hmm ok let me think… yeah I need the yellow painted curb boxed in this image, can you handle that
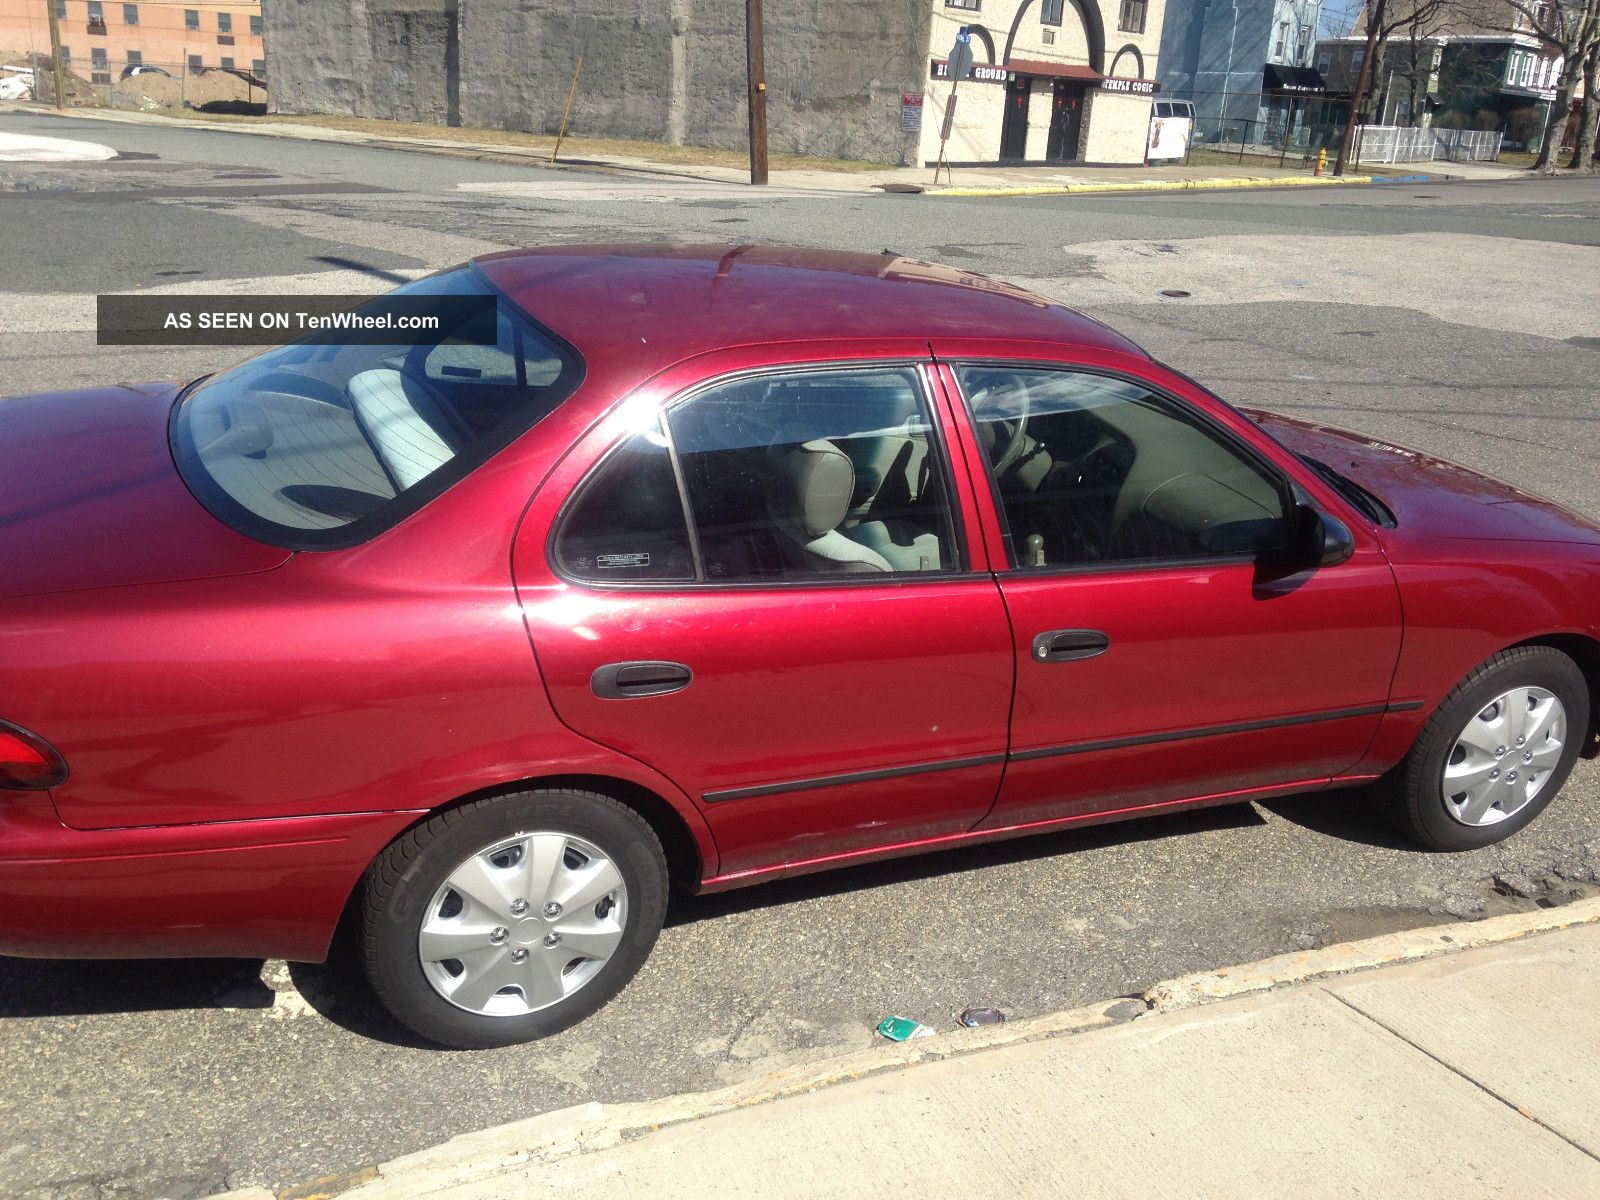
[930,174,1375,197]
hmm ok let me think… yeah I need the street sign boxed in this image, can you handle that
[947,28,974,83]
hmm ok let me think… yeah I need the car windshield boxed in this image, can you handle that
[170,266,581,549]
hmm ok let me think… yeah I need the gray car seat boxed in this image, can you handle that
[768,440,894,573]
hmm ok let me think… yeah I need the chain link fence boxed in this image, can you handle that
[20,53,266,115]
[1170,89,1502,168]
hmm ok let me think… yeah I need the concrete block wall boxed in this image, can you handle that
[266,0,932,165]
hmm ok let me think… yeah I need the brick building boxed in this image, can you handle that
[0,0,265,79]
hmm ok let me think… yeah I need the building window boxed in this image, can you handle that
[1273,21,1289,59]
[250,14,262,35]
[217,11,231,31]
[87,0,105,30]
[1316,51,1331,74]
[123,3,137,23]
[55,0,65,17]
[188,53,202,70]
[126,48,141,65]
[220,55,234,69]
[90,46,107,68]
[252,58,266,74]
[1118,0,1147,34]
[1352,48,1365,70]
[185,8,199,29]
[59,45,70,64]
[1040,0,1064,24]
[945,0,981,10]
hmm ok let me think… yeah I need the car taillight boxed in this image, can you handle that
[0,720,68,790]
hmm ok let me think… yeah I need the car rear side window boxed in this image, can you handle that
[170,266,581,550]
[554,366,962,585]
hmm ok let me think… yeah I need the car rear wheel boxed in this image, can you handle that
[360,789,668,1048]
[1374,646,1589,851]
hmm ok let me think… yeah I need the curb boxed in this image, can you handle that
[928,173,1376,198]
[218,893,1600,1200]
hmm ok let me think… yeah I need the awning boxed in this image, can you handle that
[1264,64,1326,93]
[1007,59,1104,83]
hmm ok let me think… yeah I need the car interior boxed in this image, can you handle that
[668,370,955,579]
[961,368,1289,566]
[178,314,567,534]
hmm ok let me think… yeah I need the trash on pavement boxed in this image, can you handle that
[959,1007,1006,1027]
[877,1016,936,1042]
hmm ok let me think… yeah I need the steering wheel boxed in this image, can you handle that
[970,374,1031,476]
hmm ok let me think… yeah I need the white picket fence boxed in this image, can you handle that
[1355,125,1504,164]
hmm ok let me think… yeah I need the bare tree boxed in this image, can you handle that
[1335,0,1455,170]
[1480,0,1600,172]
[1571,36,1598,168]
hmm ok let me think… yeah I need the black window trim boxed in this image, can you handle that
[944,358,1327,579]
[548,359,985,593]
[167,261,585,554]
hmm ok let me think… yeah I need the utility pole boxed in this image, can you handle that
[1334,0,1384,175]
[745,0,769,185]
[45,0,66,110]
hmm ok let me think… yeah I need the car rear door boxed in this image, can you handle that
[512,347,1014,880]
[933,353,1405,830]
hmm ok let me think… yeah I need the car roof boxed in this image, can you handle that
[473,245,1146,376]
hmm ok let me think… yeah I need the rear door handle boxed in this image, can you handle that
[591,661,694,699]
[1031,629,1110,663]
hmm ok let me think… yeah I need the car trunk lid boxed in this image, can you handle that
[0,382,291,601]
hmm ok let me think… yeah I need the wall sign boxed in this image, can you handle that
[932,59,1008,84]
[1098,77,1158,95]
[901,92,924,132]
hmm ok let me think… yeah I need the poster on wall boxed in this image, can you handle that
[901,93,924,133]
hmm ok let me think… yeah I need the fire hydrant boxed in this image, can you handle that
[1314,148,1327,177]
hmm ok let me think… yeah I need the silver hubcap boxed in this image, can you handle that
[1442,687,1566,827]
[419,832,628,1017]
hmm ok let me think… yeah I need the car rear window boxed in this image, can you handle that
[170,266,581,549]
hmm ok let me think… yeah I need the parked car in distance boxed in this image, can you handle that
[2,246,1597,1047]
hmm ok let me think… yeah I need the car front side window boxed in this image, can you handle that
[957,366,1290,569]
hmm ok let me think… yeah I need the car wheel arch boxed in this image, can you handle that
[1514,633,1600,759]
[380,773,709,893]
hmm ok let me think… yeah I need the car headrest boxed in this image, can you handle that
[770,439,855,540]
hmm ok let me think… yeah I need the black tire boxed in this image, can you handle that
[1373,646,1589,851]
[360,789,668,1049]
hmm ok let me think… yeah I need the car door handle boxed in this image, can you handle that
[1031,629,1110,663]
[590,661,694,699]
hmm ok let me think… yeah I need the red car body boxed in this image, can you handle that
[2,246,1598,964]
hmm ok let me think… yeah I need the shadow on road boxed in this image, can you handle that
[0,788,1406,1037]
[666,801,1271,927]
[1258,784,1414,851]
[0,956,272,1019]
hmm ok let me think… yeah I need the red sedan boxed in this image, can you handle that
[2,246,1596,1048]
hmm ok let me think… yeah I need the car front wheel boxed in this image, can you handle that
[360,789,668,1048]
[1376,645,1589,851]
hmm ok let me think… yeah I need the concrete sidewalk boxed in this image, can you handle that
[227,899,1600,1200]
[1,101,1530,196]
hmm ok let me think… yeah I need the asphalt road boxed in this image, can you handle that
[2,110,1599,1199]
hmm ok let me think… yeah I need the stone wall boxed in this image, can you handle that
[265,0,931,165]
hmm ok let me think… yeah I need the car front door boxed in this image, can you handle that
[937,359,1405,830]
[513,354,1014,880]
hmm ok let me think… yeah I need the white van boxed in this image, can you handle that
[1148,99,1196,162]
